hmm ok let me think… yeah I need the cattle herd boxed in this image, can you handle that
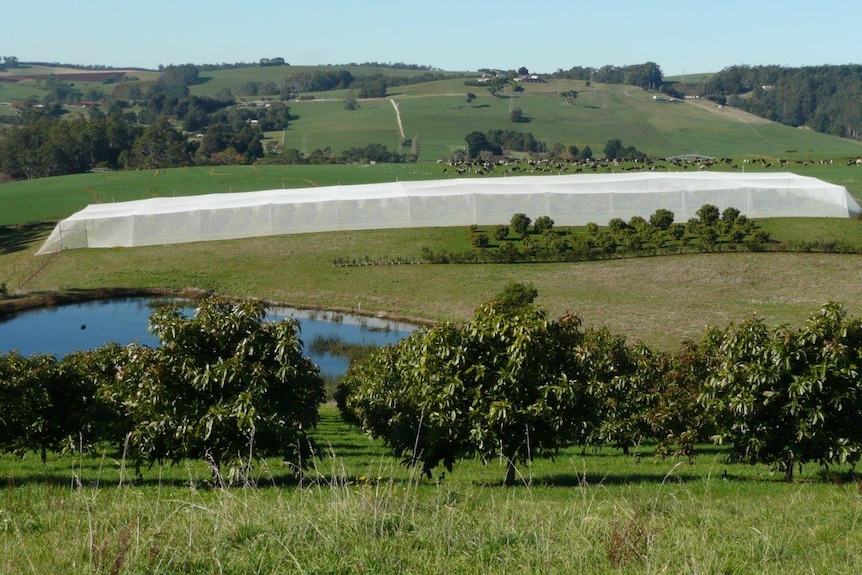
[437,155,857,177]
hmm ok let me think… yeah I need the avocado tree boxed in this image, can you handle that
[510,212,532,236]
[106,296,326,484]
[340,291,596,484]
[0,352,104,463]
[701,303,862,481]
[580,328,655,455]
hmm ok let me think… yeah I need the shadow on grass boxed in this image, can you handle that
[527,471,701,487]
[0,222,54,254]
[1,466,437,489]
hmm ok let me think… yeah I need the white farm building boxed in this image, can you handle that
[37,172,861,254]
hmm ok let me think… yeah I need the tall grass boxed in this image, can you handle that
[2,406,860,573]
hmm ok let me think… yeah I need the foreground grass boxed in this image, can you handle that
[2,407,860,574]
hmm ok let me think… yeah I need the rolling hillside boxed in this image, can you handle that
[3,64,862,163]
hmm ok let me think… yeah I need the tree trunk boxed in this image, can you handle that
[783,453,795,483]
[505,458,517,486]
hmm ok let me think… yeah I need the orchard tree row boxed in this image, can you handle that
[422,205,774,264]
[0,297,326,486]
[3,292,860,486]
[338,284,862,483]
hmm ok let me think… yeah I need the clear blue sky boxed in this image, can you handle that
[4,0,859,76]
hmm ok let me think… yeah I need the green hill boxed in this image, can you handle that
[259,75,862,162]
[4,64,862,163]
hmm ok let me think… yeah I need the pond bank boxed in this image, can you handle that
[0,287,437,329]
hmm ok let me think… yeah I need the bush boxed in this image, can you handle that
[510,213,531,236]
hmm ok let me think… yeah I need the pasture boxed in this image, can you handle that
[0,162,860,356]
[273,77,862,161]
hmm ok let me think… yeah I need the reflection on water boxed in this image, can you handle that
[0,298,416,378]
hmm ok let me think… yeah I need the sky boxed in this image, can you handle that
[3,0,859,77]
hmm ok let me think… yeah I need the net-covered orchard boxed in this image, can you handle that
[38,172,861,254]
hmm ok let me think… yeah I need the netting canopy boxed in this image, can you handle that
[37,172,860,254]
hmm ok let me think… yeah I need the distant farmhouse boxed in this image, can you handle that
[516,74,546,84]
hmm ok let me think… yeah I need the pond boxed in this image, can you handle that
[0,298,417,378]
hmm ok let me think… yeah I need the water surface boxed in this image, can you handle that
[0,298,416,378]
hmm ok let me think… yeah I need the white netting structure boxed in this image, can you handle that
[37,172,861,254]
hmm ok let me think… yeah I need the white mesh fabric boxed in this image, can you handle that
[37,172,861,254]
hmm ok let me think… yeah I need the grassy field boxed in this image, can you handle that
[277,78,862,162]
[1,163,861,353]
[2,216,861,351]
[1,405,860,574]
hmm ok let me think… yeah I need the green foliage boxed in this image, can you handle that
[705,64,862,138]
[510,213,531,236]
[649,209,675,230]
[701,303,862,481]
[552,62,663,90]
[581,328,650,454]
[648,332,722,457]
[491,281,538,311]
[471,232,489,248]
[0,351,109,462]
[105,296,326,483]
[696,204,721,226]
[159,64,201,87]
[340,301,595,483]
[561,90,578,104]
[604,138,623,160]
[485,129,544,153]
[340,143,406,163]
[464,131,500,158]
[352,74,387,98]
[533,215,554,234]
[122,117,193,169]
[344,90,359,111]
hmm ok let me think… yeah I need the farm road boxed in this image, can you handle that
[390,99,405,140]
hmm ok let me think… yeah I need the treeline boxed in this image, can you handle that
[465,129,547,156]
[696,64,862,140]
[258,141,412,165]
[281,69,460,98]
[0,101,287,177]
[550,61,664,90]
[0,105,408,178]
[463,132,645,163]
[338,291,862,484]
